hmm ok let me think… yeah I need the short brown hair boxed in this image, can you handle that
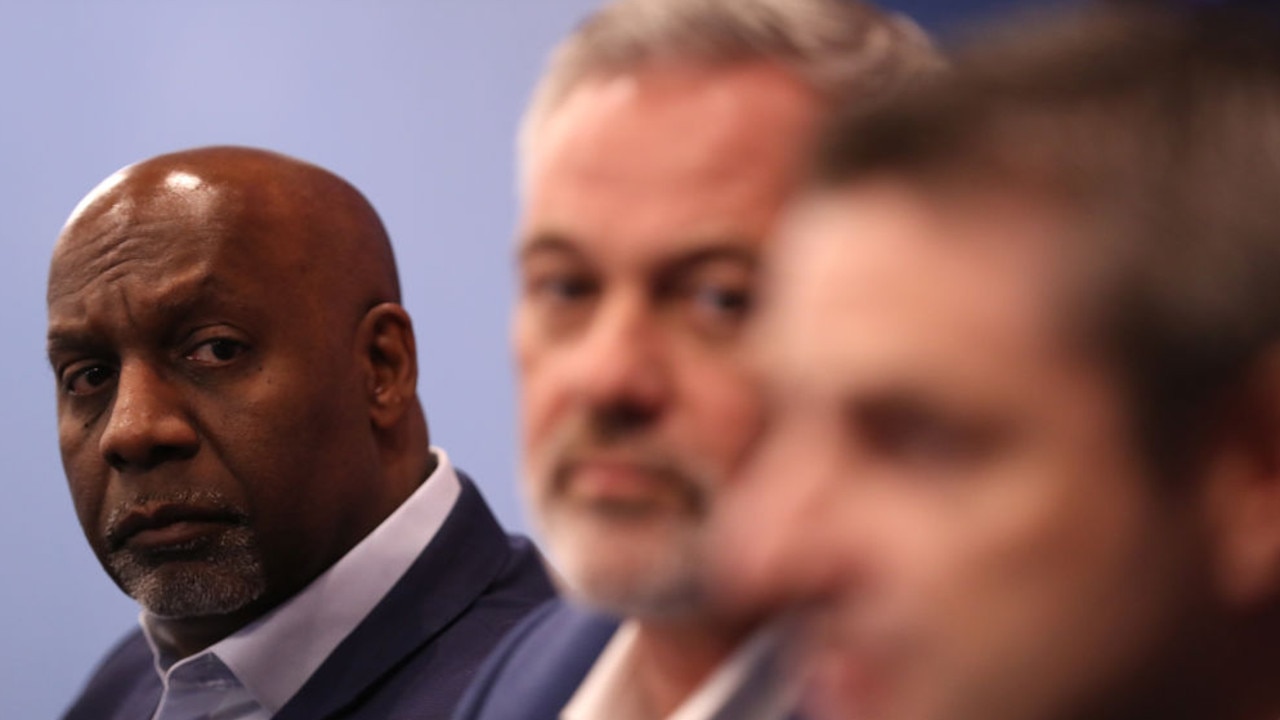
[816,5,1280,475]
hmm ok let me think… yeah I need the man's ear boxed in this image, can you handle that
[356,302,418,429]
[1207,351,1280,608]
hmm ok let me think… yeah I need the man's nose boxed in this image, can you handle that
[568,294,672,419]
[710,423,851,615]
[99,362,199,472]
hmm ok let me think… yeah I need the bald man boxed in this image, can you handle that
[49,146,554,720]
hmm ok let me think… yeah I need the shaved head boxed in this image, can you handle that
[51,145,401,324]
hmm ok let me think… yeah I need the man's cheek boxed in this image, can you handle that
[521,376,562,447]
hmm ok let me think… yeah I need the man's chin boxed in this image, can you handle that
[134,573,266,620]
[112,553,266,619]
[540,505,708,617]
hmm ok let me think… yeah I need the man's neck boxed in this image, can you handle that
[148,607,262,661]
[630,615,750,718]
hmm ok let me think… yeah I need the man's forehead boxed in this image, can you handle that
[48,182,282,316]
[522,64,818,216]
[519,70,815,267]
[63,161,230,230]
[55,191,235,274]
[762,184,1067,387]
[48,264,226,337]
[60,174,235,262]
[782,182,1063,306]
[518,224,767,274]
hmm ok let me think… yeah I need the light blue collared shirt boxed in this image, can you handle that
[141,449,462,720]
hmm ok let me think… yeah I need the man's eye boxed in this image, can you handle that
[692,284,752,317]
[682,281,754,338]
[186,338,248,365]
[887,422,968,463]
[858,403,985,469]
[530,274,597,304]
[64,365,117,396]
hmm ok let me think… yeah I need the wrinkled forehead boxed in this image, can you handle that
[63,164,223,229]
[50,166,296,297]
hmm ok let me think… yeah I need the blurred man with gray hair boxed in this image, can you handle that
[454,1,937,719]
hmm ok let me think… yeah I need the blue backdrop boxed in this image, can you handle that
[0,1,1058,716]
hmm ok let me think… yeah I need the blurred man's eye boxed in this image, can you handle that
[519,262,601,340]
[692,282,752,318]
[516,237,600,321]
[526,272,598,305]
[680,281,753,340]
[670,262,756,339]
[856,400,995,469]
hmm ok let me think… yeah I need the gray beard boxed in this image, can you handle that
[542,502,711,620]
[109,526,266,619]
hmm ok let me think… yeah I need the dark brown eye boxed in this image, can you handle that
[187,338,247,365]
[65,365,117,396]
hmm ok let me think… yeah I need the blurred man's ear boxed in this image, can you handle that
[357,302,419,429]
[1205,350,1280,608]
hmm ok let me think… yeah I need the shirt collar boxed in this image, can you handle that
[563,619,797,720]
[562,622,648,720]
[141,448,462,714]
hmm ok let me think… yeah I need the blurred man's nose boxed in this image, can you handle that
[567,293,673,430]
[99,362,200,472]
[711,421,853,615]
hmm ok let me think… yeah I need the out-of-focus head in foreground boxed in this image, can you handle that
[47,146,428,656]
[716,6,1280,720]
[513,0,938,622]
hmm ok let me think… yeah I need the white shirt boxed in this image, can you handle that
[562,621,797,720]
[141,448,463,720]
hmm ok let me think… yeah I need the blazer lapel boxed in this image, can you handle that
[272,474,513,720]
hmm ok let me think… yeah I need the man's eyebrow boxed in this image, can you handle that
[46,329,102,368]
[45,276,245,368]
[516,233,760,272]
[662,242,760,272]
[517,232,586,265]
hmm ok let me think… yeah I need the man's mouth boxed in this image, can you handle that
[802,608,915,718]
[555,455,707,516]
[107,503,246,552]
[566,459,668,501]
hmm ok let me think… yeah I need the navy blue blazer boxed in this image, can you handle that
[451,599,621,720]
[62,474,556,720]
[453,600,809,720]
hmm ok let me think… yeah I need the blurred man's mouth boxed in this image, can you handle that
[803,606,916,719]
[808,645,894,719]
[553,454,708,518]
[568,458,676,503]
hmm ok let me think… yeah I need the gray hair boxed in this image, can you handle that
[520,0,941,157]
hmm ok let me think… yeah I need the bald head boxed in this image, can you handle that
[48,146,429,654]
[52,146,401,320]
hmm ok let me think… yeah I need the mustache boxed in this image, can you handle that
[542,414,717,515]
[103,489,249,550]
